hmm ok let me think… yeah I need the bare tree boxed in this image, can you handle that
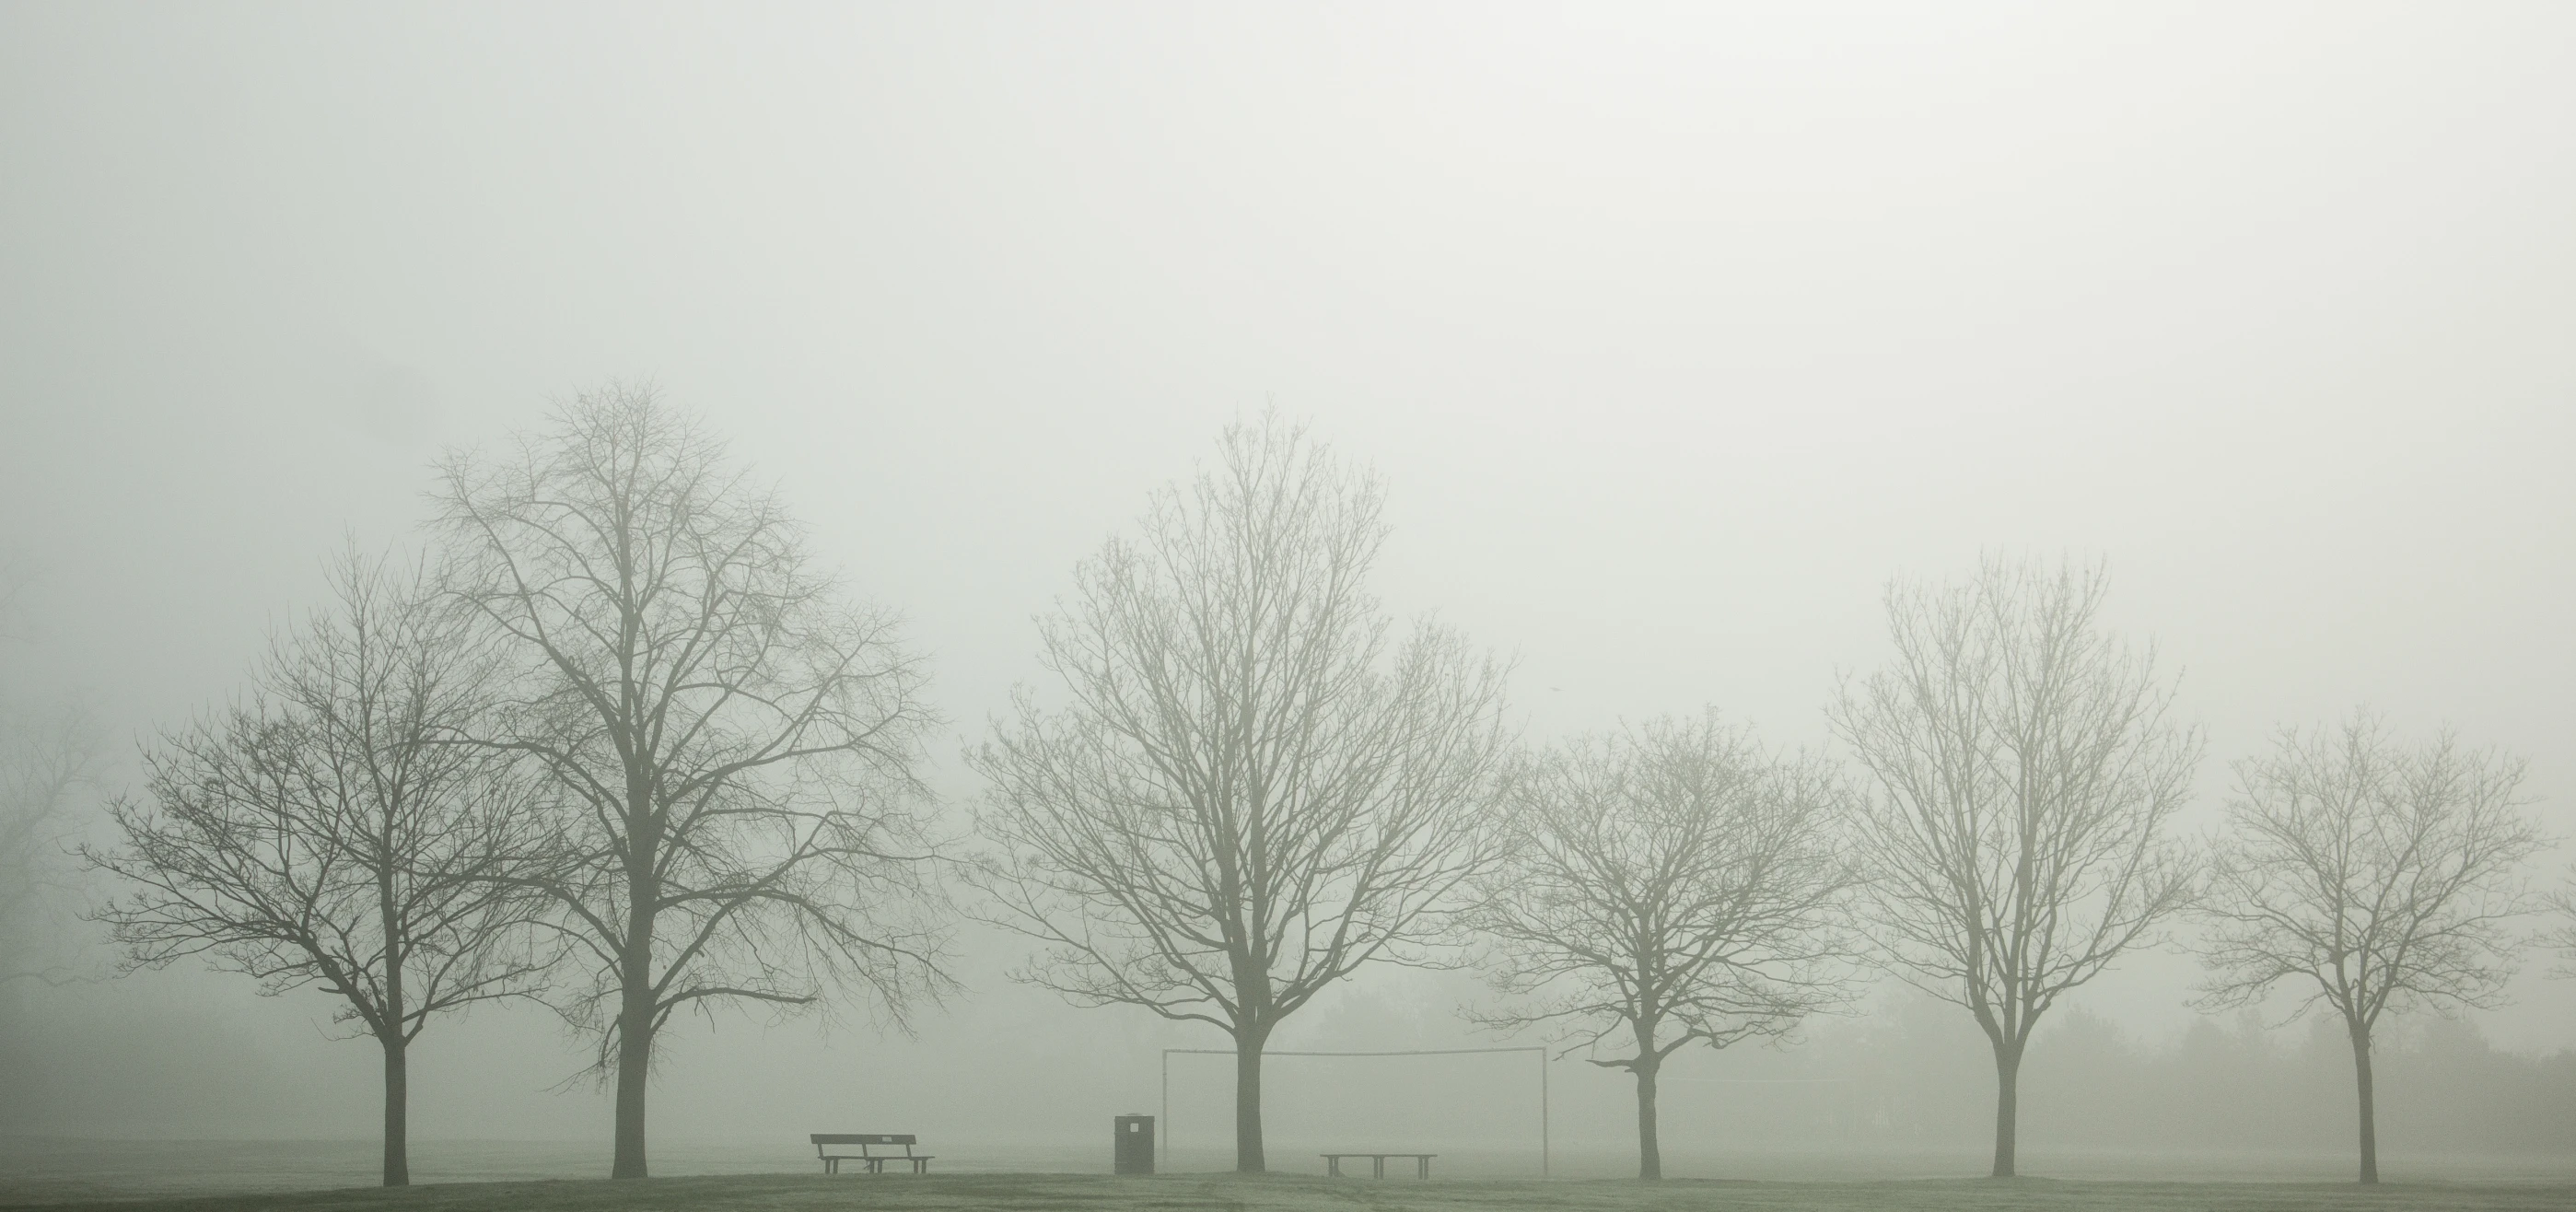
[0,557,105,990]
[83,546,551,1186]
[1,703,101,989]
[433,385,950,1180]
[2192,714,2548,1184]
[969,415,1509,1172]
[1465,710,1852,1180]
[1826,555,2198,1178]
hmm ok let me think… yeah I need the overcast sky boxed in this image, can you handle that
[4,0,2573,1147]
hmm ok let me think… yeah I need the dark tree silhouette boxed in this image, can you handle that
[1466,711,1853,1180]
[1827,556,2198,1178]
[970,415,1509,1172]
[2193,714,2548,1184]
[434,386,951,1180]
[85,547,550,1186]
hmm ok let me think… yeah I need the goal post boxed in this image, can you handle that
[1159,1046,1550,1175]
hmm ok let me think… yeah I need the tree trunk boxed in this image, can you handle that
[612,985,653,1179]
[379,867,408,1187]
[1233,1025,1268,1173]
[2349,1019,2378,1185]
[1990,1035,2023,1178]
[612,813,659,1180]
[380,1035,409,1187]
[1634,1059,1662,1181]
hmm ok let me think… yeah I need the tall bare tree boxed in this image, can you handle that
[1826,555,2198,1178]
[0,558,105,990]
[0,704,100,989]
[434,386,950,1180]
[2192,714,2548,1184]
[84,546,551,1186]
[1465,711,1852,1180]
[969,415,1510,1172]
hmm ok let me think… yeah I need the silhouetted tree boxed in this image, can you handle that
[970,415,1509,1172]
[1827,555,2198,1178]
[2192,714,2548,1184]
[0,704,99,989]
[434,386,950,1180]
[0,560,104,991]
[85,547,550,1186]
[1465,711,1852,1180]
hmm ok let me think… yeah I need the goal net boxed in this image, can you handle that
[1160,1047,1550,1175]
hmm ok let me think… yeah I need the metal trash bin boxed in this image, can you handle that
[1113,1113,1155,1174]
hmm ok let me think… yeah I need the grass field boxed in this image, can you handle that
[7,1171,2571,1212]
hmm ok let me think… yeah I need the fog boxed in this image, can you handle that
[3,0,2573,1188]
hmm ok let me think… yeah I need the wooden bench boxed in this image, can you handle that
[810,1133,934,1174]
[1321,1152,1437,1179]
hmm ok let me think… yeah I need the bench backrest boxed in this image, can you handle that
[811,1134,918,1155]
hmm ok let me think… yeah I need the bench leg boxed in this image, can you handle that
[1418,1157,1429,1179]
[1372,1157,1385,1180]
[1325,1158,1341,1178]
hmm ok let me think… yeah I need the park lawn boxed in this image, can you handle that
[7,1172,2572,1212]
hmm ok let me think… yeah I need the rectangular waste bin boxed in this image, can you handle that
[1114,1114,1155,1174]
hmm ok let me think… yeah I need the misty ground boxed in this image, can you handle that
[6,1172,2576,1212]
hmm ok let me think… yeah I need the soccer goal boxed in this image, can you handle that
[1159,1046,1551,1174]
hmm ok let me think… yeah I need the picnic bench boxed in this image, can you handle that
[1321,1152,1437,1179]
[810,1134,934,1174]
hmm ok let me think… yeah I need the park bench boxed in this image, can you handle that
[1320,1152,1437,1179]
[810,1133,934,1174]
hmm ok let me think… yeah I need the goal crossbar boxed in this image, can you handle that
[1158,1046,1549,1174]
